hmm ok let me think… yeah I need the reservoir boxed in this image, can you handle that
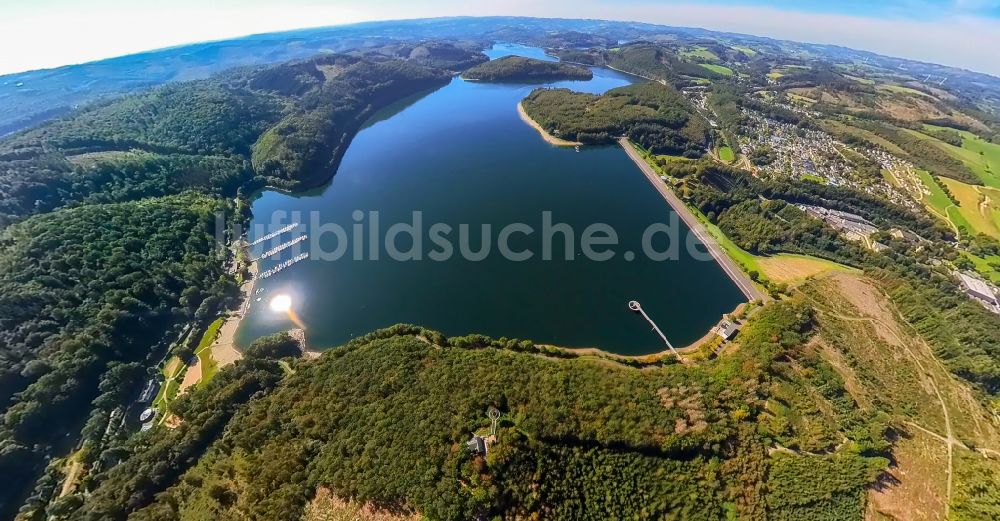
[235,44,746,356]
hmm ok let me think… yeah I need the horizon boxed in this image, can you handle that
[2,1,1000,77]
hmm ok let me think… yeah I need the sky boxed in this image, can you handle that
[1,0,999,76]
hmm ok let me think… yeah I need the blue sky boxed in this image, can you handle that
[1,0,999,75]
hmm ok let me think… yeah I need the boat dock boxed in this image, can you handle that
[259,252,309,279]
[249,223,300,246]
[628,300,684,362]
[255,235,308,261]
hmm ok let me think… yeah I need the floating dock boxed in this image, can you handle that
[259,252,309,279]
[255,235,308,261]
[249,223,300,246]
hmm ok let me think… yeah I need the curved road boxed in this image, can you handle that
[619,138,763,302]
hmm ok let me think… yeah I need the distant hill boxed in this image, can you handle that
[4,17,1000,137]
[462,55,592,82]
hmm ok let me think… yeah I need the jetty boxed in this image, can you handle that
[255,235,308,261]
[628,300,684,362]
[249,223,300,246]
[259,252,309,279]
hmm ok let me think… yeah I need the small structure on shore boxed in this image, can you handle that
[715,320,740,341]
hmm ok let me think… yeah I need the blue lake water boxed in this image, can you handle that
[235,44,745,355]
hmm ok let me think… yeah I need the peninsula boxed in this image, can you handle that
[462,55,592,82]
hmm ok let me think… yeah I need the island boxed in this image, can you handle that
[462,55,593,82]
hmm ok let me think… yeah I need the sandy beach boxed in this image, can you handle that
[517,101,582,146]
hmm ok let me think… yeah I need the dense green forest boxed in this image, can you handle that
[462,55,592,82]
[521,82,710,156]
[0,193,233,514]
[50,305,891,520]
[0,47,478,227]
[0,43,488,518]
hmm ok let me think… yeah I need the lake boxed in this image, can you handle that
[235,44,745,356]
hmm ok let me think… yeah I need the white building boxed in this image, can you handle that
[957,272,1000,311]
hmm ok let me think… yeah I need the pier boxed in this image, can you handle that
[255,235,308,261]
[249,223,300,246]
[258,252,309,279]
[628,300,684,362]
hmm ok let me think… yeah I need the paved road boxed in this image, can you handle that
[619,138,764,302]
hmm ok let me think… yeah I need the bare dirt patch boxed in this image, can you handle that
[177,357,202,394]
[302,487,419,521]
[866,428,948,521]
[758,255,852,284]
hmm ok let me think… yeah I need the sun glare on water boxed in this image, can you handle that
[269,294,292,313]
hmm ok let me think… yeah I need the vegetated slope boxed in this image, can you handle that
[0,43,484,517]
[65,307,896,521]
[521,82,710,156]
[0,47,475,227]
[797,273,1000,520]
[0,193,232,515]
[462,55,592,82]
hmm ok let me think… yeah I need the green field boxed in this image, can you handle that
[718,146,735,162]
[940,177,1000,239]
[964,252,1000,284]
[913,170,973,235]
[680,46,720,62]
[152,356,185,413]
[700,63,733,76]
[879,84,934,99]
[915,125,1000,189]
[731,45,757,57]
[194,317,224,387]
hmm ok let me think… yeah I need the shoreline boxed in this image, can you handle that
[544,302,749,361]
[516,101,582,147]
[618,137,764,302]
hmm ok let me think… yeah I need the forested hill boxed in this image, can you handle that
[0,45,480,228]
[0,193,233,515]
[462,55,592,82]
[0,43,486,519]
[521,82,710,156]
[62,311,892,520]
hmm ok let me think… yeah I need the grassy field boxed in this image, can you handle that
[757,254,857,284]
[823,120,907,156]
[914,125,1000,189]
[730,45,757,57]
[718,146,735,162]
[939,177,1000,239]
[679,46,720,62]
[879,84,934,99]
[699,63,733,76]
[963,252,1000,284]
[914,170,973,234]
[193,317,225,387]
[152,356,185,412]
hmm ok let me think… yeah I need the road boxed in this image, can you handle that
[619,138,764,302]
